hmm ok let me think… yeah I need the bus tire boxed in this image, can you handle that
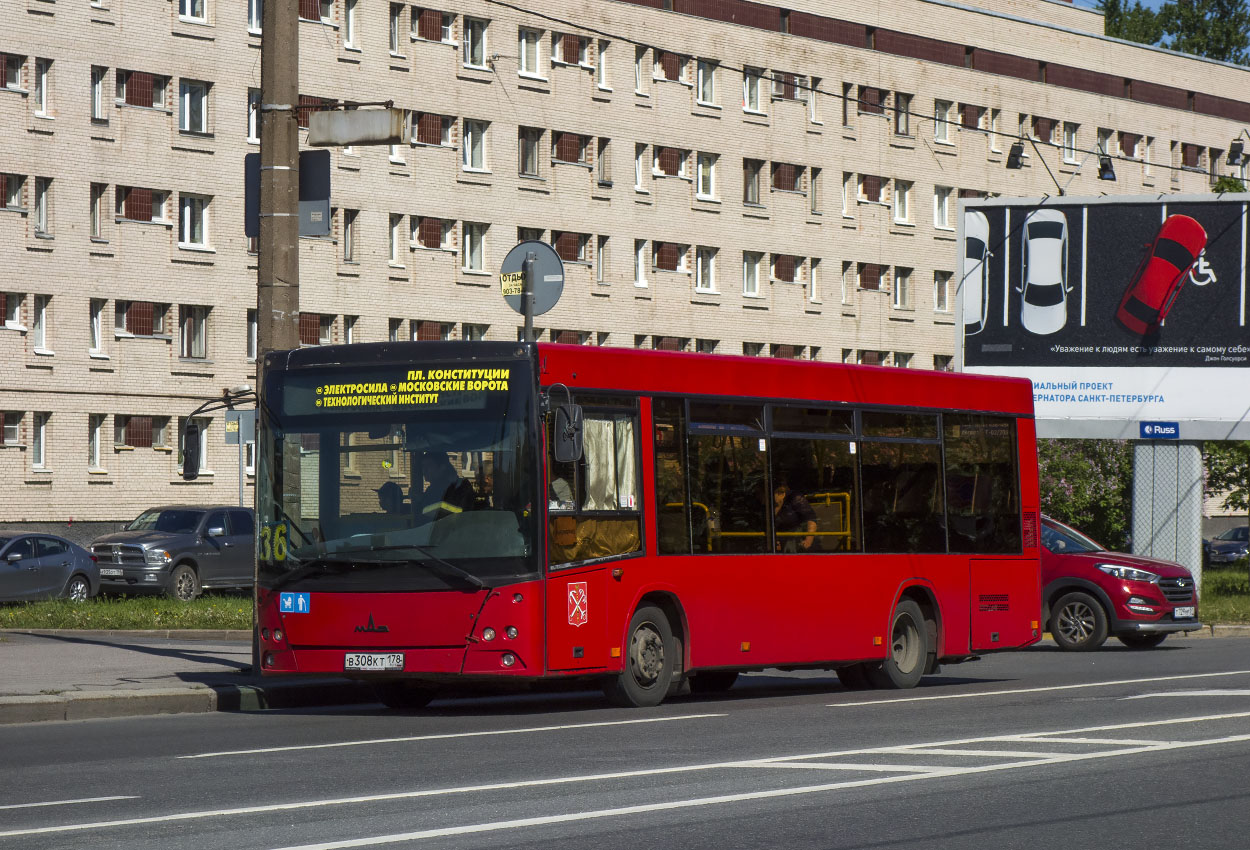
[689,671,739,693]
[868,599,928,690]
[604,605,675,708]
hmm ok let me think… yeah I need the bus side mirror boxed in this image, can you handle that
[553,404,584,464]
[181,423,201,481]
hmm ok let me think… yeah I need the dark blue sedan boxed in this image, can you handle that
[0,534,100,602]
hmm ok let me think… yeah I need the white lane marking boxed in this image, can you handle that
[0,796,137,811]
[884,748,1072,759]
[179,713,727,759]
[1123,690,1250,699]
[1021,737,1165,746]
[830,669,1250,706]
[265,731,1250,849]
[8,711,1250,841]
[738,762,954,774]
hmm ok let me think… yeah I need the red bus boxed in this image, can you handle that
[254,342,1041,708]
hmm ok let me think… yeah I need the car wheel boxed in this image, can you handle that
[689,671,739,694]
[373,681,437,710]
[1050,591,1108,651]
[868,600,929,689]
[603,605,675,708]
[1116,632,1167,649]
[62,574,92,603]
[166,564,201,601]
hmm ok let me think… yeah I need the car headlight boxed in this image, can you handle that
[144,549,172,566]
[1097,563,1158,583]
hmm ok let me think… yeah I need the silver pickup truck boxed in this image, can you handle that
[89,505,255,601]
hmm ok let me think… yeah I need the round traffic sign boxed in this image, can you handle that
[500,240,565,316]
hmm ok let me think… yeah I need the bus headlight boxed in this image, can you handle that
[501,653,516,667]
[505,626,518,639]
[482,627,497,642]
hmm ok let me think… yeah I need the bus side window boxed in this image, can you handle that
[771,437,859,553]
[654,397,694,554]
[547,405,642,566]
[943,414,1020,553]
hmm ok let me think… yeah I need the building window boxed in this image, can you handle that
[1,411,21,445]
[859,263,883,291]
[247,309,257,360]
[91,66,108,121]
[463,17,488,68]
[743,251,761,296]
[178,194,209,248]
[1,174,23,210]
[552,131,588,164]
[342,0,358,47]
[695,246,716,292]
[894,352,912,368]
[389,3,404,53]
[32,295,50,352]
[742,67,762,112]
[772,162,801,193]
[893,179,911,223]
[463,222,487,271]
[772,254,796,283]
[413,112,452,146]
[858,173,882,203]
[653,241,686,272]
[118,70,166,109]
[463,119,487,170]
[179,80,209,134]
[178,417,209,474]
[634,239,647,286]
[596,40,610,89]
[34,177,51,235]
[893,268,912,309]
[518,27,542,76]
[89,299,105,353]
[412,8,452,41]
[696,152,716,199]
[597,137,611,184]
[248,0,263,31]
[298,312,324,346]
[634,143,647,190]
[743,159,762,205]
[894,92,911,136]
[341,209,358,261]
[934,185,953,229]
[33,58,51,116]
[596,235,608,283]
[115,301,166,336]
[552,231,588,262]
[32,412,48,469]
[180,305,208,359]
[389,213,404,264]
[247,89,260,143]
[810,168,821,214]
[3,55,22,90]
[696,60,716,105]
[653,146,686,178]
[634,45,648,94]
[933,99,952,143]
[89,183,107,240]
[743,342,763,357]
[179,0,206,21]
[88,414,104,471]
[388,318,402,341]
[934,271,952,312]
[1063,122,1079,163]
[463,322,488,341]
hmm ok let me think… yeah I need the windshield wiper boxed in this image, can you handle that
[338,544,489,590]
[268,556,398,592]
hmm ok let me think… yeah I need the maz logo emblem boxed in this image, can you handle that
[354,614,390,633]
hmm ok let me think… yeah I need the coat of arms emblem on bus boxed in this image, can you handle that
[567,581,589,627]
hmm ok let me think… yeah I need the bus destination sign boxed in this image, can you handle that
[283,365,513,416]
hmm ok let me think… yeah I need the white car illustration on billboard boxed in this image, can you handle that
[1017,208,1070,335]
[961,211,991,335]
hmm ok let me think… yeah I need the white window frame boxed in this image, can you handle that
[34,177,50,235]
[247,89,260,143]
[248,0,263,33]
[933,99,952,143]
[596,235,608,284]
[634,45,648,94]
[178,194,209,248]
[91,67,107,121]
[180,416,210,474]
[32,412,48,469]
[743,251,761,297]
[892,269,912,310]
[634,239,648,287]
[88,414,104,471]
[343,0,359,48]
[462,119,488,171]
[2,412,21,445]
[389,3,403,54]
[247,309,258,360]
[696,60,716,105]
[519,127,541,176]
[4,293,23,328]
[808,258,821,303]
[33,295,50,353]
[893,179,911,223]
[1063,122,1079,164]
[89,299,105,353]
[596,40,610,90]
[696,152,716,199]
[634,143,647,191]
[344,315,357,344]
[178,0,206,23]
[518,27,543,78]
[342,209,358,262]
[389,213,404,265]
[934,185,953,230]
[934,271,952,313]
[894,92,911,136]
[33,58,50,116]
[463,17,488,69]
[695,246,716,293]
[462,221,486,271]
[180,305,208,359]
[742,68,762,113]
[179,80,208,134]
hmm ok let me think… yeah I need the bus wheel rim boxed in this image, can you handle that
[891,613,922,673]
[630,623,665,687]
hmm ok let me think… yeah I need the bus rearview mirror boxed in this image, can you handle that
[553,404,584,464]
[181,423,201,481]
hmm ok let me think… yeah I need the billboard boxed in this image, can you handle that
[957,194,1250,439]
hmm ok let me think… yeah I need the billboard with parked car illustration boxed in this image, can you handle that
[957,194,1250,439]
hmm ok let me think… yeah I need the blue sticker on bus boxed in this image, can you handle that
[280,592,311,614]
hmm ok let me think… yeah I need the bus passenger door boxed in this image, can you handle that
[970,558,1039,650]
[546,567,609,671]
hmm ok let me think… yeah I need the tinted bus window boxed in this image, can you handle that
[654,398,693,554]
[861,411,939,440]
[689,402,765,430]
[689,434,768,553]
[943,414,1021,553]
[771,438,860,552]
[771,406,855,436]
[860,442,945,552]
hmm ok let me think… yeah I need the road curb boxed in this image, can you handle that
[0,629,251,641]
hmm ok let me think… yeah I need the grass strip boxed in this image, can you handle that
[0,594,252,631]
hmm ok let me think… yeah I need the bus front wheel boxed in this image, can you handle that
[604,605,675,708]
[868,599,928,690]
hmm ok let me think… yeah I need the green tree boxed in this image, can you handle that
[1099,0,1163,45]
[1213,175,1247,193]
[1204,441,1250,528]
[1157,0,1250,64]
[1037,439,1134,549]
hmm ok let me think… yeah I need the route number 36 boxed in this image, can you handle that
[259,523,288,562]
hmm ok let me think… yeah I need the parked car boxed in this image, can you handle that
[89,506,255,601]
[1115,214,1207,336]
[0,533,100,602]
[1204,525,1249,566]
[961,210,991,335]
[1018,209,1070,335]
[1041,515,1201,650]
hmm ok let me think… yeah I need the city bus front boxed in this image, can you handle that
[253,342,545,694]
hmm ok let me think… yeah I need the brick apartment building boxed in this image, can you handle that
[2,0,1248,534]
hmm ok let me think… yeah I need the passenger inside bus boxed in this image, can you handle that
[417,452,477,521]
[773,482,818,552]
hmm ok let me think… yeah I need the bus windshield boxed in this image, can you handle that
[256,357,540,592]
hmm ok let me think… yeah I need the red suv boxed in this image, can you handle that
[1041,516,1201,650]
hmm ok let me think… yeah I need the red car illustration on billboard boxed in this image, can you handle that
[1115,214,1207,335]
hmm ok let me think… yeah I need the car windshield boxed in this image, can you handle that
[1153,237,1197,271]
[1041,520,1102,554]
[126,509,205,534]
[1216,526,1249,542]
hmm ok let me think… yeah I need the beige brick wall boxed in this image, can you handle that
[1,0,1247,521]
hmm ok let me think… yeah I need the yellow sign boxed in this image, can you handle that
[312,368,512,409]
[500,271,524,297]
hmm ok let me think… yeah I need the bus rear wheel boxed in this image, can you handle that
[868,599,928,690]
[604,605,675,708]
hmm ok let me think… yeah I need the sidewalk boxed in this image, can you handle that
[2,625,1249,725]
[0,630,375,725]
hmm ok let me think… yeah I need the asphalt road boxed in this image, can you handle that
[3,638,1250,850]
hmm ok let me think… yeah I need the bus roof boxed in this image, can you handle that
[537,343,1034,417]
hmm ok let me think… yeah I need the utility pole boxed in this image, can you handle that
[258,0,300,363]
